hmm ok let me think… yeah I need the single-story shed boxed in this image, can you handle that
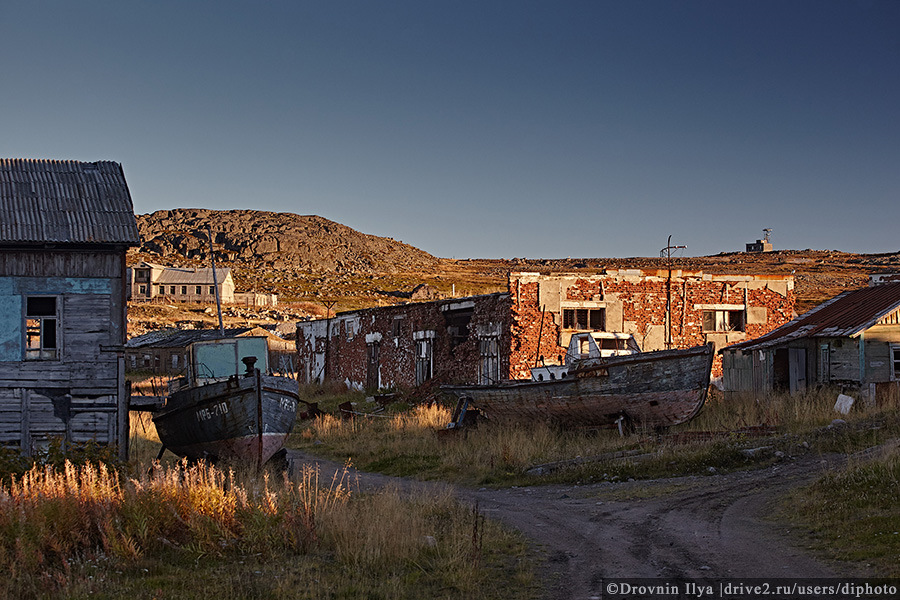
[721,276,900,402]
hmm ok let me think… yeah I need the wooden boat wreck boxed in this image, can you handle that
[152,336,300,466]
[442,336,715,430]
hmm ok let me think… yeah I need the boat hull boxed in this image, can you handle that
[152,373,300,463]
[442,344,714,428]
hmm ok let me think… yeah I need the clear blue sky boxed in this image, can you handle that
[2,1,898,259]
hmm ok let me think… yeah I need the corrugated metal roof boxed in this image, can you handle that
[154,267,230,285]
[0,158,140,245]
[725,282,900,352]
[126,328,254,349]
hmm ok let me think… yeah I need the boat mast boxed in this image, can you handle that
[207,225,225,336]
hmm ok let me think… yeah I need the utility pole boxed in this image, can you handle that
[660,235,686,349]
[321,299,338,383]
[206,225,225,336]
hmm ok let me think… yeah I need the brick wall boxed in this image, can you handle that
[296,293,511,390]
[508,270,795,379]
[296,270,794,390]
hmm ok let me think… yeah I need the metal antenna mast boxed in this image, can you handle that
[660,235,686,349]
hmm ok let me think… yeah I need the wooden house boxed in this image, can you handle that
[0,159,140,457]
[721,276,900,402]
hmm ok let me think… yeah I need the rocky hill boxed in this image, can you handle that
[137,209,439,274]
[130,208,899,324]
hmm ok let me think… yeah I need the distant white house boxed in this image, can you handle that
[127,261,277,306]
[127,261,235,303]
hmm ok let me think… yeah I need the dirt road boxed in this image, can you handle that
[286,451,869,600]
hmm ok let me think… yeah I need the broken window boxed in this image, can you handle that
[25,296,59,360]
[181,286,187,295]
[169,286,176,295]
[391,317,404,338]
[702,310,745,332]
[562,308,605,331]
[209,286,216,295]
[195,286,202,295]
[415,339,433,385]
[138,285,147,295]
[135,269,149,281]
[444,308,473,348]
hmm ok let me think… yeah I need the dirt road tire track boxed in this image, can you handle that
[285,451,871,600]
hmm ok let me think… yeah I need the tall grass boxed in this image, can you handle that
[294,386,900,486]
[0,459,530,599]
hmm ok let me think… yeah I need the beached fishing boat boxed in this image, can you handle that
[152,336,300,466]
[442,336,714,430]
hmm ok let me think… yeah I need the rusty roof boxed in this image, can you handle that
[0,158,140,245]
[725,282,900,352]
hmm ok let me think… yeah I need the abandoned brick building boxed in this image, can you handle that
[296,269,795,391]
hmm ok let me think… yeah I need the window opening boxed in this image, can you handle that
[702,310,745,332]
[25,296,58,360]
[444,308,473,348]
[562,308,605,331]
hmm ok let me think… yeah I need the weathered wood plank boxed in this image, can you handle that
[0,250,124,278]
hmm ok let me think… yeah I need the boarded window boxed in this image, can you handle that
[892,345,900,381]
[702,310,745,332]
[25,296,58,360]
[415,339,433,385]
[478,337,501,384]
[562,308,605,331]
[819,343,831,383]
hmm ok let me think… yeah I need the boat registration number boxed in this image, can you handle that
[196,402,229,422]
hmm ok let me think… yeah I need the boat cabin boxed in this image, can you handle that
[179,337,271,388]
[531,332,641,381]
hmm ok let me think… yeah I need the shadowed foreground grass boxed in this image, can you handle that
[0,458,535,600]
[787,442,900,577]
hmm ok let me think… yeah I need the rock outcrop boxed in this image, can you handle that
[136,209,438,273]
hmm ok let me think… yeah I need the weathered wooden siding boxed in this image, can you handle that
[0,250,124,278]
[0,249,128,455]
